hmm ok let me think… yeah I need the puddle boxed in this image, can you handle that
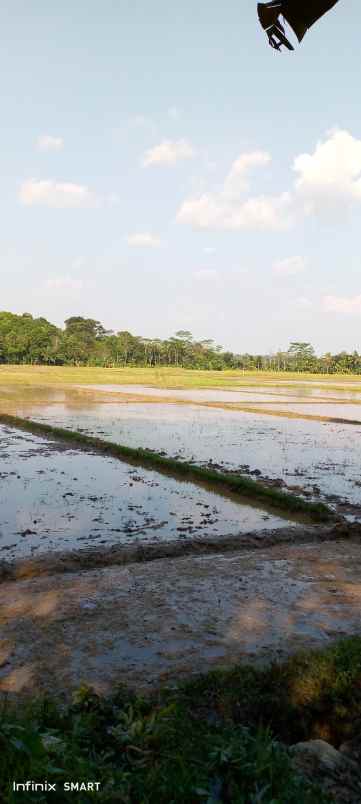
[0,424,297,562]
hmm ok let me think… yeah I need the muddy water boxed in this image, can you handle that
[81,383,308,403]
[80,383,361,422]
[247,402,361,422]
[81,382,361,404]
[21,402,361,514]
[0,425,297,561]
[1,382,361,517]
[2,380,361,409]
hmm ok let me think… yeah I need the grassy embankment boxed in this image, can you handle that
[0,412,333,522]
[1,364,361,392]
[1,636,361,802]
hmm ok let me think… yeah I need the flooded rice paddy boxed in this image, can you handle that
[3,381,359,518]
[1,377,361,560]
[82,382,361,413]
[0,424,296,562]
[1,375,361,697]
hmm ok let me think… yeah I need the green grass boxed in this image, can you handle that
[2,636,361,803]
[1,363,361,391]
[0,413,334,523]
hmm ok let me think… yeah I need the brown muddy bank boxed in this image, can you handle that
[1,520,359,581]
[2,538,361,700]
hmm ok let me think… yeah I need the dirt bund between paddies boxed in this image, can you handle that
[0,413,334,524]
[1,521,358,582]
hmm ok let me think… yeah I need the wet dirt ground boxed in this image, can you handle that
[1,538,361,699]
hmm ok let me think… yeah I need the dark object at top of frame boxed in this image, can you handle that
[258,0,341,51]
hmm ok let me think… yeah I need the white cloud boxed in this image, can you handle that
[322,294,361,314]
[177,191,292,231]
[19,179,98,208]
[37,135,64,151]
[203,247,216,254]
[293,129,361,214]
[45,277,84,291]
[194,269,218,280]
[223,151,271,198]
[127,232,162,247]
[178,130,361,233]
[43,275,96,296]
[142,139,195,167]
[177,148,292,231]
[272,256,306,275]
[294,296,313,309]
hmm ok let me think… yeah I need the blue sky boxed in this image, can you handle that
[1,0,360,354]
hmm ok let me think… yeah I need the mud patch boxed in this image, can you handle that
[1,539,361,699]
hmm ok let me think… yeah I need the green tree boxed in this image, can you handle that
[287,342,316,372]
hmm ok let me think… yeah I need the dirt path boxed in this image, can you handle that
[1,538,361,699]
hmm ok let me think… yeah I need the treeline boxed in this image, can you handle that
[0,311,361,374]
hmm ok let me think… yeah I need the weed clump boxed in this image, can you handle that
[1,637,361,802]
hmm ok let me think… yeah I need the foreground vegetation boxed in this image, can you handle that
[1,312,361,374]
[2,636,361,802]
[0,414,333,522]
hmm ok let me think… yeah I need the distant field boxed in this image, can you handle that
[1,364,361,390]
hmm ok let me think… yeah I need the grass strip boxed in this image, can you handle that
[0,412,333,522]
[2,636,361,803]
[1,363,361,390]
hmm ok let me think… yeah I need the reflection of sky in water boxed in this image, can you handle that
[80,383,304,403]
[0,425,296,561]
[78,384,361,422]
[79,383,361,404]
[20,400,361,512]
[251,402,361,421]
